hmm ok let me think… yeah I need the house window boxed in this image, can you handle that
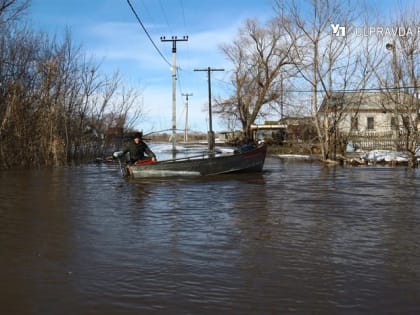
[391,116,398,130]
[402,116,410,127]
[351,116,358,130]
[367,117,374,130]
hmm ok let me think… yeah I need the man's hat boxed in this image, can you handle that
[134,132,143,139]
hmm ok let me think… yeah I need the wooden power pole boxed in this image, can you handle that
[194,67,224,153]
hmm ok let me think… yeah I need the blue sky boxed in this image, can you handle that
[28,0,416,134]
[28,0,275,133]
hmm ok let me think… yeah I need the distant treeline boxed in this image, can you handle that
[0,1,141,169]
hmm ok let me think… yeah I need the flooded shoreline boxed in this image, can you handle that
[1,158,419,314]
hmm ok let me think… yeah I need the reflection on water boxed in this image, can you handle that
[1,158,420,314]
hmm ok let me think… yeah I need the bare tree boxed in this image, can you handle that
[216,17,295,141]
[0,0,28,25]
[0,6,145,168]
[377,5,420,167]
[276,0,375,161]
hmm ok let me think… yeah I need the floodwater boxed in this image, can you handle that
[1,153,420,314]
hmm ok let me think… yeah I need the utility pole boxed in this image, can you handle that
[160,35,188,156]
[280,72,284,119]
[194,67,224,154]
[182,93,193,142]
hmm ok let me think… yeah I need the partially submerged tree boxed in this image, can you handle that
[0,3,144,168]
[275,0,377,161]
[376,6,420,168]
[216,17,296,141]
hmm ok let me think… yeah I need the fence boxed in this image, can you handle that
[348,131,416,151]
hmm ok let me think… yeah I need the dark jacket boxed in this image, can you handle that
[122,140,156,163]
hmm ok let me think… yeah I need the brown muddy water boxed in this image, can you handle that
[1,157,419,314]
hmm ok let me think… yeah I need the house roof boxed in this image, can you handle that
[320,91,420,114]
[319,92,393,113]
[279,116,313,125]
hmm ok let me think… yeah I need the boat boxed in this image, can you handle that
[125,143,267,178]
[121,60,267,178]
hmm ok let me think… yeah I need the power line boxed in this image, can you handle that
[176,67,185,95]
[157,0,171,29]
[129,1,188,99]
[179,0,187,31]
[282,86,420,94]
[176,0,191,97]
[126,0,171,67]
[215,78,419,94]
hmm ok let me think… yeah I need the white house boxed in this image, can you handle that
[320,91,420,150]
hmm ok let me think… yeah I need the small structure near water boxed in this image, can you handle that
[345,150,420,166]
[277,149,420,167]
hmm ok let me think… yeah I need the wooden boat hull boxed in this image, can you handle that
[126,144,267,178]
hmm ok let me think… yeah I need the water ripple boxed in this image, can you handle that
[1,160,420,314]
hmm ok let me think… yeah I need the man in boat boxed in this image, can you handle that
[113,132,156,164]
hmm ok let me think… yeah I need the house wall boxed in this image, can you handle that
[320,92,419,151]
[339,111,393,133]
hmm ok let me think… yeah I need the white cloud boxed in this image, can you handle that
[79,19,238,133]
